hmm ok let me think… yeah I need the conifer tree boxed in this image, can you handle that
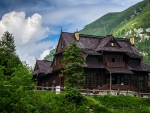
[62,41,85,88]
[0,31,21,75]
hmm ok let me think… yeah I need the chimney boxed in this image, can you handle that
[130,37,134,45]
[75,29,79,41]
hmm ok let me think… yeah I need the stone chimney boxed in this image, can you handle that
[75,29,79,41]
[130,37,134,45]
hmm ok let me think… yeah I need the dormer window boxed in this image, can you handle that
[111,43,114,46]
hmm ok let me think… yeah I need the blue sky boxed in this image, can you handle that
[0,0,142,66]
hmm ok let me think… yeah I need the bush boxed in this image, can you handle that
[65,87,85,107]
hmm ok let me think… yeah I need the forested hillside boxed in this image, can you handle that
[44,47,56,61]
[80,0,149,36]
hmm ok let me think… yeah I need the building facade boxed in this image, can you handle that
[33,31,150,93]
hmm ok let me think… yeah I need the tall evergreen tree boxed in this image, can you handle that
[0,31,21,75]
[62,41,85,88]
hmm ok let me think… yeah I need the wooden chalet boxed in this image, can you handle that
[33,31,150,93]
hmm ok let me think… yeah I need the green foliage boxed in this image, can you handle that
[80,0,149,36]
[44,47,56,61]
[0,31,21,75]
[65,87,85,107]
[94,95,144,107]
[93,95,150,112]
[62,41,85,88]
[0,63,35,113]
[0,31,35,112]
[86,97,111,113]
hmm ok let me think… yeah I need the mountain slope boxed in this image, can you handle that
[80,0,149,36]
[44,47,56,61]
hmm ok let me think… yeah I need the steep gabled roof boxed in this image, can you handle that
[61,32,103,50]
[33,60,52,75]
[82,48,100,55]
[117,39,142,58]
[96,35,113,48]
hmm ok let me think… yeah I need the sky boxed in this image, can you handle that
[0,0,142,67]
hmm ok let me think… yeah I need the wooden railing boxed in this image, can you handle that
[106,62,125,67]
[35,86,150,98]
[99,84,109,90]
[111,84,143,93]
[112,84,129,90]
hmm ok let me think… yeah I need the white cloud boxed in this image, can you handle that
[39,50,50,60]
[42,3,128,33]
[0,11,55,67]
[111,0,142,6]
[0,11,49,45]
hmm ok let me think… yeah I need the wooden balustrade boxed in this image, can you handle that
[111,84,142,92]
[106,62,125,67]
[99,84,109,90]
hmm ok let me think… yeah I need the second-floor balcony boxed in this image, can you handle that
[106,62,125,68]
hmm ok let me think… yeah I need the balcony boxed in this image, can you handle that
[106,62,125,68]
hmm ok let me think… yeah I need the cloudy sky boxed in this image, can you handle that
[0,0,142,67]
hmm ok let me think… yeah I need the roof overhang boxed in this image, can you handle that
[106,68,134,74]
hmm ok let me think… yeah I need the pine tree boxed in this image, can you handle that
[62,41,85,88]
[0,31,21,75]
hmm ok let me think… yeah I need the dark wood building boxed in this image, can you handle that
[33,31,150,93]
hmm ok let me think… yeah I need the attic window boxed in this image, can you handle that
[61,42,64,49]
[111,43,114,46]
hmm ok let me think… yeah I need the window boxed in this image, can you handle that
[111,43,114,46]
[139,75,144,89]
[46,82,49,86]
[124,75,129,85]
[131,75,138,88]
[84,73,102,88]
[42,83,44,90]
[86,56,91,62]
[117,55,121,62]
[112,55,115,62]
[53,80,56,84]
[92,57,97,62]
[130,59,139,65]
[106,54,109,62]
[86,56,97,63]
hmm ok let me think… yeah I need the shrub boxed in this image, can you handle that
[65,87,85,107]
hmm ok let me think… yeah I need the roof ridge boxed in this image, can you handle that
[62,31,105,38]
